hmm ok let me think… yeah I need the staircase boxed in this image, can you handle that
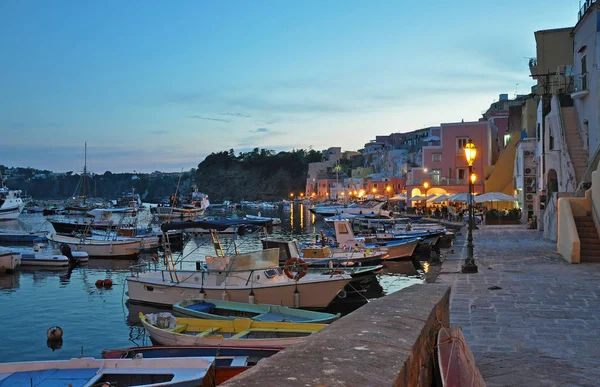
[561,107,588,184]
[574,215,600,262]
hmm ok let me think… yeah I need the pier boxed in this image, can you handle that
[226,224,600,386]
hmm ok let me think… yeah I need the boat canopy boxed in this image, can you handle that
[160,218,272,232]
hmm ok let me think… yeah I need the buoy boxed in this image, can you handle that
[95,279,105,287]
[103,279,113,288]
[47,326,63,340]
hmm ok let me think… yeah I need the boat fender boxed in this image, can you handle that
[249,289,255,304]
[294,287,300,308]
[95,279,105,287]
[283,258,308,280]
[47,326,63,340]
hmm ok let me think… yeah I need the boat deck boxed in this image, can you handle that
[0,368,96,387]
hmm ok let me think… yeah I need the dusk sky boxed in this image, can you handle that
[1,1,577,173]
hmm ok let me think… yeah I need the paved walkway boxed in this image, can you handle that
[437,225,600,387]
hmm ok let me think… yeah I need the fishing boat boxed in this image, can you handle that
[47,233,140,258]
[245,214,281,225]
[173,299,340,323]
[310,200,390,217]
[126,219,351,309]
[0,175,26,221]
[0,249,19,273]
[0,356,216,387]
[101,345,280,385]
[140,312,325,348]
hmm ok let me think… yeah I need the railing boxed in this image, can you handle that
[579,0,596,20]
[407,177,483,186]
[572,73,588,93]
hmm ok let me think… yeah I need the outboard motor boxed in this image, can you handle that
[60,244,76,267]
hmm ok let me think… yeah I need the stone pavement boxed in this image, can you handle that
[436,225,600,386]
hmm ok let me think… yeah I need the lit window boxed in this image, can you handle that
[456,137,469,153]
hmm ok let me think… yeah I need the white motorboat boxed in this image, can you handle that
[0,249,20,273]
[311,200,389,217]
[17,243,89,267]
[0,356,215,386]
[245,214,281,225]
[126,219,351,309]
[0,177,26,221]
[47,233,140,258]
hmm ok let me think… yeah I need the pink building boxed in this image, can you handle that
[407,120,498,202]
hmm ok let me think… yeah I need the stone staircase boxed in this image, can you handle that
[561,107,588,184]
[574,215,600,262]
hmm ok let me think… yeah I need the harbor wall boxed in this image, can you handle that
[223,283,451,387]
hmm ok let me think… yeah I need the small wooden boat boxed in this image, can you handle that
[140,312,326,348]
[0,356,216,387]
[173,298,340,323]
[437,326,485,387]
[47,233,140,258]
[0,249,19,273]
[102,345,280,385]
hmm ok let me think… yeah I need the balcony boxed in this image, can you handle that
[579,0,597,20]
[528,57,537,69]
[571,73,589,99]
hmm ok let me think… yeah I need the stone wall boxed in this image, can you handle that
[223,284,451,387]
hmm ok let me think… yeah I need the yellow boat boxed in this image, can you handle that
[139,312,327,348]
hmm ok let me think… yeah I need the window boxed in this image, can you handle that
[431,169,441,184]
[537,123,540,139]
[549,134,554,151]
[456,137,469,153]
[457,168,466,181]
[432,153,441,162]
[582,54,588,90]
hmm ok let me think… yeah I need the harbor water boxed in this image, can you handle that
[0,203,423,363]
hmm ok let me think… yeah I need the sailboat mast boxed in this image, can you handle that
[83,142,87,205]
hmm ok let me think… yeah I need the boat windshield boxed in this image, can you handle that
[206,248,280,271]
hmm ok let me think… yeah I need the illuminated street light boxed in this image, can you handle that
[462,138,478,273]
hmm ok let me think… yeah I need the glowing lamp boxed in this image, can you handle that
[464,138,477,167]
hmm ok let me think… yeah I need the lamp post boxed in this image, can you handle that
[462,138,478,273]
[423,181,429,216]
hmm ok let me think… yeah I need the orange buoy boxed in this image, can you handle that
[95,279,104,287]
[103,279,113,288]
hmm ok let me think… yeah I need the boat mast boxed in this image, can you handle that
[83,142,87,205]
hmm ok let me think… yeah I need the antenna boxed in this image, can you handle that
[515,83,519,98]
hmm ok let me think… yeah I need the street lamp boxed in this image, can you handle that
[423,181,429,215]
[462,138,478,273]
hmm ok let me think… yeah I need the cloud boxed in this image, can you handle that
[150,130,167,135]
[254,128,268,133]
[188,115,230,123]
[220,112,251,118]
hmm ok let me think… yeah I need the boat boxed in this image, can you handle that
[140,312,326,348]
[245,214,281,225]
[101,345,280,385]
[331,220,421,260]
[0,249,19,273]
[173,298,340,323]
[117,187,143,209]
[0,174,26,221]
[0,356,216,387]
[310,200,389,217]
[17,242,89,267]
[126,219,351,309]
[48,208,136,236]
[0,229,47,243]
[437,326,485,386]
[47,233,140,258]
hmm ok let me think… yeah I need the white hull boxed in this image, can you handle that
[0,356,214,387]
[48,234,140,258]
[142,319,306,348]
[127,271,350,309]
[20,253,69,267]
[0,203,25,220]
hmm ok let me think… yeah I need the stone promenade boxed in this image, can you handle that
[437,225,600,386]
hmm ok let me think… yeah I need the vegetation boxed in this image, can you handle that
[196,148,322,202]
[0,147,322,202]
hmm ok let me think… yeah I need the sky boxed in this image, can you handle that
[0,0,579,173]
